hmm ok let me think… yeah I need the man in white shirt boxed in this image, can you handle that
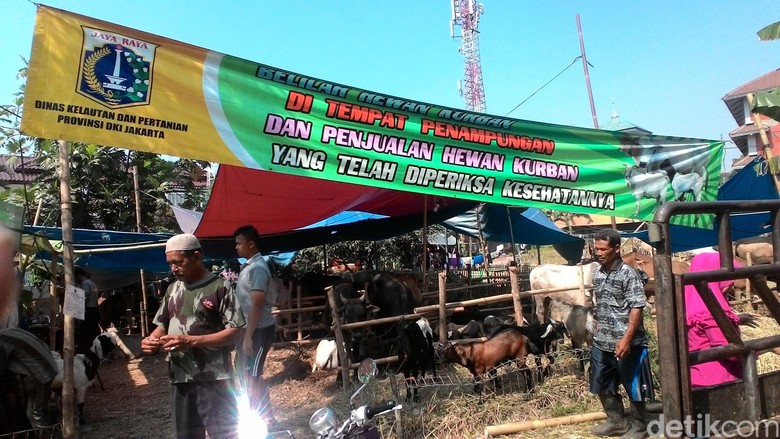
[233,225,276,422]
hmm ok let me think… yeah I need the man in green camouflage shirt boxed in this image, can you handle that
[142,234,246,439]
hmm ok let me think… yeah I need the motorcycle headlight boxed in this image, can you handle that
[309,407,337,437]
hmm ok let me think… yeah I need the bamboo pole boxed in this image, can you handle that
[485,411,607,436]
[438,271,447,342]
[509,266,523,325]
[333,313,423,331]
[747,93,780,195]
[326,286,351,389]
[414,283,594,314]
[48,256,58,351]
[58,139,76,439]
[421,195,428,296]
[506,206,519,267]
[133,165,149,337]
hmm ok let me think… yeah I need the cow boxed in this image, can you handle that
[624,165,670,218]
[735,236,774,265]
[393,272,424,306]
[337,271,419,377]
[297,271,358,331]
[620,251,690,297]
[396,318,436,402]
[97,293,126,331]
[530,262,600,325]
[443,326,533,394]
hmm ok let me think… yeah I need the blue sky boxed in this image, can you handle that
[3,1,778,170]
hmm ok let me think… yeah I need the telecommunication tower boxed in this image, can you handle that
[451,0,486,113]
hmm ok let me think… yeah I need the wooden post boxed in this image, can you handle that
[48,256,59,351]
[296,285,303,342]
[746,252,753,305]
[388,372,404,439]
[438,271,447,343]
[475,204,491,282]
[509,266,523,325]
[421,195,428,297]
[747,93,780,195]
[132,165,149,337]
[505,206,520,267]
[326,286,351,389]
[58,139,77,439]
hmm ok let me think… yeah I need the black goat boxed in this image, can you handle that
[396,318,436,402]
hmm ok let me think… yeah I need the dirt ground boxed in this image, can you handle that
[73,337,601,439]
[79,337,334,439]
[74,314,780,439]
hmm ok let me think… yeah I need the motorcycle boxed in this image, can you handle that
[308,358,402,439]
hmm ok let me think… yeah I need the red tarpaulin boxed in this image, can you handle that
[194,165,471,238]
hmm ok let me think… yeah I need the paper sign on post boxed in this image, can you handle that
[64,284,85,320]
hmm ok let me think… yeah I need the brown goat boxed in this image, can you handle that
[443,327,533,393]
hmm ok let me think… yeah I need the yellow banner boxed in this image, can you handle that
[23,5,241,165]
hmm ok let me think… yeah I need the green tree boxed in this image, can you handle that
[0,63,211,232]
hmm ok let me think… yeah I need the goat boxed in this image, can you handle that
[311,339,338,372]
[50,349,101,425]
[91,327,135,361]
[49,329,125,425]
[488,321,565,382]
[396,318,436,402]
[624,165,669,218]
[443,327,533,393]
[671,171,706,202]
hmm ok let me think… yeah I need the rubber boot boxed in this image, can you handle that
[591,394,630,437]
[621,401,649,439]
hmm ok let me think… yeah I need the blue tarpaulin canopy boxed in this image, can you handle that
[22,226,174,273]
[443,204,586,263]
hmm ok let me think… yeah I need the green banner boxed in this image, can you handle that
[22,6,722,225]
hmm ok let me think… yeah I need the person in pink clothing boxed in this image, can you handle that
[685,251,746,388]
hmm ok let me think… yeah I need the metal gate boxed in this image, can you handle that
[651,200,780,438]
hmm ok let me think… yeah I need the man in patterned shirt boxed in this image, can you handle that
[589,228,649,439]
[141,234,246,439]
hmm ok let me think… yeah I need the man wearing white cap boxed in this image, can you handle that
[141,233,246,439]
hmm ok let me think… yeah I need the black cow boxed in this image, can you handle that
[297,271,358,331]
[339,271,417,371]
[366,271,416,320]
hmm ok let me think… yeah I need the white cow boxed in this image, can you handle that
[530,262,599,325]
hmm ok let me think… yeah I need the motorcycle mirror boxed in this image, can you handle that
[357,358,377,384]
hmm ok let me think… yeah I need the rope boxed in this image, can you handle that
[505,56,587,117]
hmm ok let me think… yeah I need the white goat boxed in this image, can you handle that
[91,326,135,361]
[625,165,670,217]
[671,171,706,202]
[50,349,101,425]
[312,339,339,372]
